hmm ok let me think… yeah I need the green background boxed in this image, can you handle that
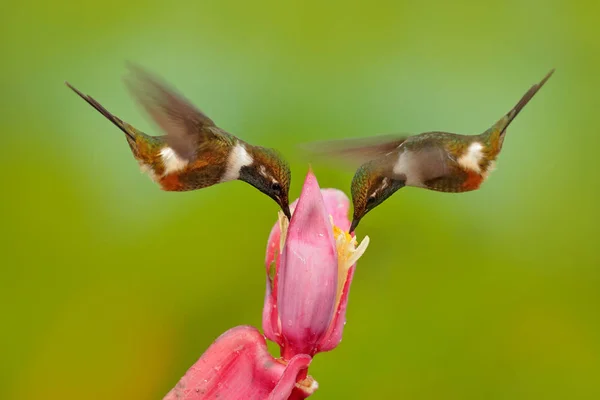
[2,0,599,398]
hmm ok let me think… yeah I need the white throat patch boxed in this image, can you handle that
[457,142,484,173]
[221,143,254,182]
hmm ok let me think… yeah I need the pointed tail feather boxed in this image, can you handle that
[492,69,555,135]
[65,81,141,146]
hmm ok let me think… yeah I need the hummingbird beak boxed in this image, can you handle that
[280,201,292,221]
[349,217,360,234]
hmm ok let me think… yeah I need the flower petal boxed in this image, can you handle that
[262,276,281,345]
[316,265,355,353]
[268,354,314,400]
[317,225,369,353]
[263,211,289,345]
[163,326,308,400]
[277,171,339,358]
[320,188,351,231]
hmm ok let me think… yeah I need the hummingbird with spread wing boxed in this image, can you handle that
[307,69,554,232]
[66,65,292,219]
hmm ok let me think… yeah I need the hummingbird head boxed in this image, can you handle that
[349,162,405,233]
[240,147,292,220]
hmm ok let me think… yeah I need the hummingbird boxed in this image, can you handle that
[307,69,554,232]
[65,65,292,219]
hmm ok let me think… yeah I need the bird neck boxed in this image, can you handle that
[479,129,503,160]
[220,141,255,182]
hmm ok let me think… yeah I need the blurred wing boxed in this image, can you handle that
[397,144,469,192]
[124,63,225,162]
[301,134,408,169]
[417,146,455,180]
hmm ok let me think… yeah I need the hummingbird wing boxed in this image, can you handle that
[124,64,231,162]
[390,132,471,192]
[411,147,468,192]
[301,134,408,168]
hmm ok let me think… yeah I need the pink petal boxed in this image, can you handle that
[163,326,311,400]
[319,189,351,231]
[317,265,356,353]
[262,276,281,346]
[266,187,347,275]
[278,171,338,358]
[264,180,353,355]
[264,189,349,287]
[315,189,356,353]
[268,354,313,400]
[264,202,300,345]
[263,222,281,345]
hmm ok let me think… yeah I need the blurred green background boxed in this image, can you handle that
[2,0,599,398]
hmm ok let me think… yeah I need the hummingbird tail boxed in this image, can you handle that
[493,69,555,135]
[65,82,140,147]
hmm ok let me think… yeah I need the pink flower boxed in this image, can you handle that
[163,170,369,399]
[163,326,315,400]
[263,170,369,359]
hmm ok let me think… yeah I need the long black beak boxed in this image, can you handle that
[281,202,292,221]
[349,217,360,233]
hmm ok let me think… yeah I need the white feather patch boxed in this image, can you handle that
[221,143,254,182]
[160,147,189,175]
[457,142,484,173]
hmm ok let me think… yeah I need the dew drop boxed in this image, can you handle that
[287,320,293,327]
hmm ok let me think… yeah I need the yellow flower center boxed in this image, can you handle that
[331,217,369,308]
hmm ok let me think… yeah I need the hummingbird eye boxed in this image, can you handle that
[367,195,376,205]
[271,182,282,193]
